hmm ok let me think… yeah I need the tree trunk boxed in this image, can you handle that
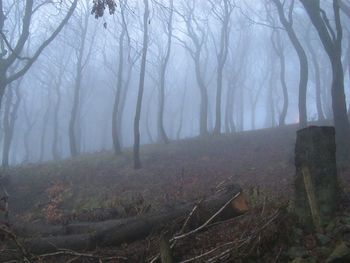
[225,82,236,133]
[265,57,276,128]
[214,3,230,135]
[194,54,209,136]
[112,26,126,155]
[23,101,35,163]
[52,76,62,161]
[305,34,325,121]
[331,57,350,162]
[69,9,89,158]
[157,0,173,144]
[117,61,132,148]
[69,69,82,157]
[176,86,186,140]
[2,79,21,167]
[300,0,350,164]
[272,0,308,128]
[271,29,289,127]
[133,0,150,169]
[39,96,50,163]
[2,90,13,167]
[294,126,338,230]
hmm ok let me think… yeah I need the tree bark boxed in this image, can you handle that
[300,0,350,163]
[270,29,289,126]
[157,0,173,144]
[39,93,51,163]
[52,73,63,161]
[133,0,150,169]
[272,0,308,128]
[213,0,232,135]
[112,25,126,155]
[305,30,325,121]
[294,126,338,230]
[69,12,89,157]
[2,82,21,167]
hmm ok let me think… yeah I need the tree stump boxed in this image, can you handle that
[295,126,339,231]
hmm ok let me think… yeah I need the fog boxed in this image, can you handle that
[0,0,348,166]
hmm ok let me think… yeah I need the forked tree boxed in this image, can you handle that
[300,0,350,163]
[0,0,78,110]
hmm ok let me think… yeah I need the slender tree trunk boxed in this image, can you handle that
[346,34,350,115]
[69,12,89,158]
[214,65,224,134]
[39,91,51,163]
[265,57,276,128]
[237,85,244,132]
[69,73,81,157]
[23,100,35,163]
[306,37,325,121]
[117,60,133,148]
[214,1,231,135]
[194,55,209,136]
[2,78,22,167]
[271,29,289,126]
[251,99,256,130]
[278,52,289,126]
[225,83,236,133]
[176,85,187,140]
[2,89,12,167]
[0,72,6,111]
[112,26,126,155]
[133,0,149,169]
[300,0,350,163]
[331,56,349,161]
[157,0,173,144]
[272,0,308,128]
[52,80,62,161]
[146,95,154,144]
[2,86,20,167]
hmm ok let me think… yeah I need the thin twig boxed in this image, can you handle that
[0,225,32,263]
[171,192,242,241]
[149,199,203,263]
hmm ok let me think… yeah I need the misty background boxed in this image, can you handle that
[0,0,348,165]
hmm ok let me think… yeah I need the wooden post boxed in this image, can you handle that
[295,126,339,230]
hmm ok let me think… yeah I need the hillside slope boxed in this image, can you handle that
[4,124,299,223]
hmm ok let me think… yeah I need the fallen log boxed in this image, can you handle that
[4,184,244,257]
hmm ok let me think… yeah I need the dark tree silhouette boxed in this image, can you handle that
[300,0,350,163]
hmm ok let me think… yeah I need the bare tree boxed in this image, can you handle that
[51,63,66,161]
[2,78,21,167]
[133,0,150,169]
[210,0,234,135]
[175,1,209,136]
[305,25,325,121]
[300,0,350,162]
[271,0,308,128]
[0,0,78,110]
[111,7,128,155]
[68,0,96,157]
[265,3,289,126]
[154,0,174,144]
[22,95,36,163]
[39,86,51,163]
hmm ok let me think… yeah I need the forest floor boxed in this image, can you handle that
[2,123,350,262]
